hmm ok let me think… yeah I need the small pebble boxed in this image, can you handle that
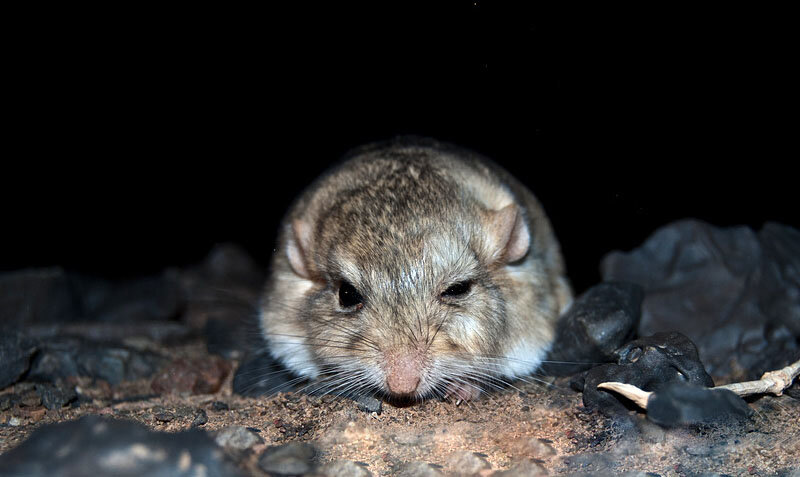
[684,444,713,457]
[395,461,444,476]
[354,394,382,414]
[215,426,263,451]
[8,417,21,427]
[258,442,316,475]
[512,437,556,458]
[19,393,42,408]
[36,383,77,410]
[212,401,229,411]
[446,451,491,475]
[153,409,174,423]
[191,409,208,427]
[319,459,373,477]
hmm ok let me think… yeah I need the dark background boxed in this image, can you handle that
[3,4,796,293]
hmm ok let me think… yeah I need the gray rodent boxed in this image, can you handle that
[260,137,572,402]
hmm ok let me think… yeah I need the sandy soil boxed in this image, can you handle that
[1,340,799,476]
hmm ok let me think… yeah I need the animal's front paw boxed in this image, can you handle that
[445,382,482,404]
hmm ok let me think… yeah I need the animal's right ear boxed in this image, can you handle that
[286,218,313,279]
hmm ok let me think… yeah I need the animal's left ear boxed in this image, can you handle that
[484,203,530,263]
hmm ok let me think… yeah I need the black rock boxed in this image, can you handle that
[601,220,800,379]
[0,329,38,388]
[0,268,81,325]
[647,382,752,427]
[192,409,209,427]
[0,415,244,476]
[24,322,193,344]
[211,401,229,412]
[35,383,77,410]
[233,351,298,397]
[543,282,643,375]
[71,271,183,323]
[354,394,383,414]
[26,336,165,385]
[258,442,316,476]
[583,331,714,414]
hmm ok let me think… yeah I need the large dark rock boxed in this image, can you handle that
[0,268,81,325]
[543,281,643,375]
[26,336,165,385]
[583,331,714,414]
[601,220,800,379]
[70,271,183,323]
[0,268,185,326]
[647,382,752,427]
[0,329,38,388]
[0,415,244,476]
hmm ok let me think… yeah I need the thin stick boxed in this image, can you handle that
[715,358,800,397]
[596,358,800,410]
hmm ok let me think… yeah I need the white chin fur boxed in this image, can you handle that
[268,335,320,380]
[503,340,550,379]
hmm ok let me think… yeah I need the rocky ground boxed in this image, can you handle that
[1,222,799,476]
[1,337,798,476]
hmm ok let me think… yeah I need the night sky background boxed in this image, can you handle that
[3,4,796,294]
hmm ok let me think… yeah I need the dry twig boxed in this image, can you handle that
[596,358,800,410]
[715,358,800,397]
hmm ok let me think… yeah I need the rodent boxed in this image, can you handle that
[259,137,572,402]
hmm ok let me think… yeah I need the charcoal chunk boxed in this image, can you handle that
[647,382,752,427]
[583,331,713,414]
[544,282,643,375]
[0,415,244,476]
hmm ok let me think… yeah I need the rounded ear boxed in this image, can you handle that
[285,218,313,278]
[484,203,530,263]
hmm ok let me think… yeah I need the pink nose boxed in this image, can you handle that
[385,355,422,395]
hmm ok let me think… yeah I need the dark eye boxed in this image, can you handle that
[338,281,364,309]
[441,280,472,298]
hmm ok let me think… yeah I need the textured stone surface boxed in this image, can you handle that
[319,459,373,477]
[213,425,263,451]
[26,336,165,385]
[582,331,714,414]
[0,268,80,325]
[35,383,77,410]
[0,330,38,388]
[601,220,800,379]
[647,382,752,427]
[70,271,183,323]
[446,450,491,475]
[544,281,643,375]
[0,415,243,476]
[258,441,316,475]
[150,356,231,396]
[394,461,444,476]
